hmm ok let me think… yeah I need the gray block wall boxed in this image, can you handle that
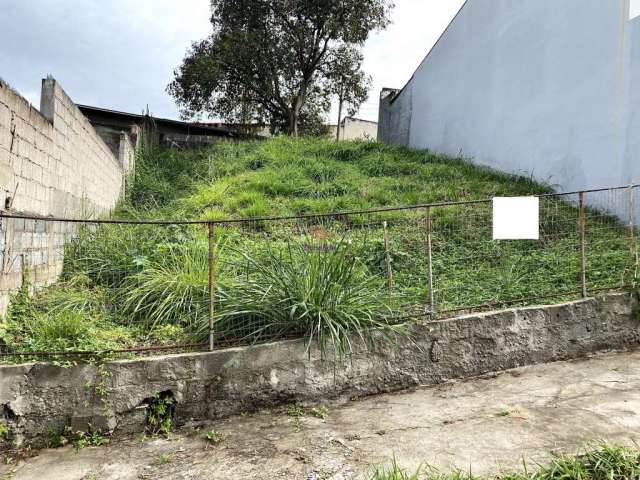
[0,77,132,314]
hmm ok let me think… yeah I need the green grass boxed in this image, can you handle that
[371,456,422,479]
[1,137,637,361]
[370,444,640,479]
[124,138,547,219]
[215,239,405,358]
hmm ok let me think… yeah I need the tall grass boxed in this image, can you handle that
[123,137,547,220]
[3,137,635,359]
[370,457,422,480]
[121,244,209,333]
[215,239,404,357]
[0,280,136,359]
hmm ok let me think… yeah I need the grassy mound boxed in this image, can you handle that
[124,137,547,219]
[1,137,636,362]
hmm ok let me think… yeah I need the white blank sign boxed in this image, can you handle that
[493,197,539,240]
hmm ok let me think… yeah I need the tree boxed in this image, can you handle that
[327,45,371,140]
[167,0,393,136]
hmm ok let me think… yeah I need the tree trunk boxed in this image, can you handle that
[289,98,303,137]
[336,97,343,141]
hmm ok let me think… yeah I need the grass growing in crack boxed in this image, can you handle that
[0,422,10,442]
[369,444,640,479]
[72,431,109,453]
[204,429,224,445]
[310,406,329,420]
[370,456,421,480]
[44,425,109,452]
[286,404,305,432]
[154,452,175,465]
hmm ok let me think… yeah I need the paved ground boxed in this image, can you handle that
[2,350,640,479]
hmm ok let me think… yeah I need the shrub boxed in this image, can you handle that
[215,239,405,358]
[122,243,209,333]
[146,392,176,436]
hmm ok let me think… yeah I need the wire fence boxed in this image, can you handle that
[0,185,638,361]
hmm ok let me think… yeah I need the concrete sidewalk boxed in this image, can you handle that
[2,350,640,479]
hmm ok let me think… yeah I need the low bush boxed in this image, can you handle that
[215,239,404,358]
[122,243,210,333]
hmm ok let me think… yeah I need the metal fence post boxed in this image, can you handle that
[425,207,435,313]
[208,222,216,351]
[578,192,587,298]
[630,185,638,286]
[382,221,393,293]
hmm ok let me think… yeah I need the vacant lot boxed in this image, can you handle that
[1,138,636,362]
[2,350,639,479]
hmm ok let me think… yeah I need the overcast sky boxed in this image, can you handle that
[0,0,465,123]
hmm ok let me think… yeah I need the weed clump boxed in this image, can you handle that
[215,240,404,358]
[204,429,224,445]
[145,392,176,436]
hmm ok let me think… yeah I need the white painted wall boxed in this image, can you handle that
[379,0,640,222]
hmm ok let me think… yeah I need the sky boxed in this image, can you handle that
[0,0,465,123]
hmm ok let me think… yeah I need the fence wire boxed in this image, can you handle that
[0,185,638,361]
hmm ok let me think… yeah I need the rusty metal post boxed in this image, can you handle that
[578,192,587,298]
[630,185,638,286]
[208,223,216,351]
[382,221,393,293]
[425,207,434,313]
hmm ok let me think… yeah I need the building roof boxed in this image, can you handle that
[77,104,241,137]
[341,116,378,125]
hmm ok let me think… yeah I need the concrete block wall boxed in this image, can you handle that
[0,77,130,314]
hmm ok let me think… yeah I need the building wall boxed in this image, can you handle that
[330,117,379,141]
[378,0,640,221]
[339,117,378,140]
[378,89,411,146]
[0,77,129,313]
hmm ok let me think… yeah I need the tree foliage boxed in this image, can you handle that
[326,45,371,139]
[167,0,393,135]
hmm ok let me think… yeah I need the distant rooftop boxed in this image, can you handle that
[77,104,241,138]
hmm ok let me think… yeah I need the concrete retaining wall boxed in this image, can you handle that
[1,293,638,445]
[0,77,132,313]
